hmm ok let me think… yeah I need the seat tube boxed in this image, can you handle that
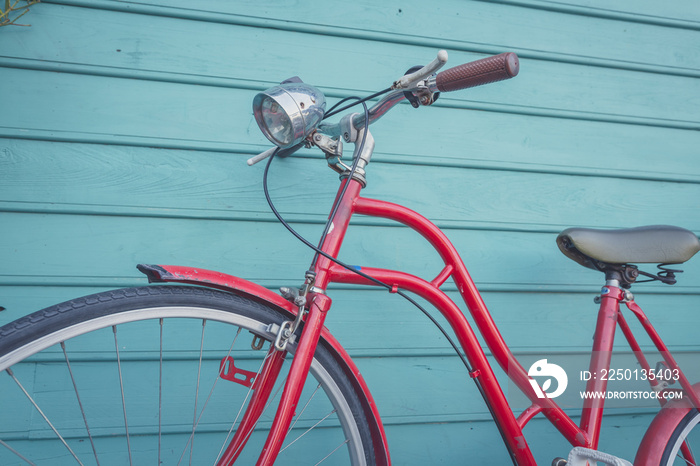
[580,278,624,447]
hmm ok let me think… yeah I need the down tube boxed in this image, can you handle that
[352,197,586,446]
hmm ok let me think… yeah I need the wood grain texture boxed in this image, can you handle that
[2,5,700,129]
[481,0,700,28]
[3,139,700,229]
[39,0,700,76]
[1,0,699,463]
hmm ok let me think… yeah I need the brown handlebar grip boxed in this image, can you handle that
[435,52,519,92]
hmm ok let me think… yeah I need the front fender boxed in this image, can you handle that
[137,264,390,465]
[138,264,296,311]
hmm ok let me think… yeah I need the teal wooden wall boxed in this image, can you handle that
[2,0,699,463]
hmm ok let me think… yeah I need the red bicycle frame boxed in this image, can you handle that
[144,175,700,464]
[259,176,700,465]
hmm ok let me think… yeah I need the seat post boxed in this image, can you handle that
[604,269,623,288]
[604,265,639,288]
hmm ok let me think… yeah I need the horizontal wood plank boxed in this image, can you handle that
[3,139,700,233]
[42,0,700,76]
[2,281,700,352]
[1,4,699,128]
[4,91,700,180]
[482,0,700,28]
[3,212,700,287]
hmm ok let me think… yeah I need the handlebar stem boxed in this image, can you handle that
[335,117,374,187]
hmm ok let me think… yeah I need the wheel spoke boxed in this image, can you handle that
[677,449,696,466]
[680,439,696,465]
[287,383,322,434]
[61,342,100,466]
[282,382,341,461]
[158,318,163,466]
[279,408,337,454]
[113,326,133,466]
[314,439,350,466]
[177,327,243,466]
[189,319,207,466]
[0,438,37,465]
[5,368,84,465]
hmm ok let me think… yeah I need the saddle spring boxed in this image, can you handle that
[636,263,683,285]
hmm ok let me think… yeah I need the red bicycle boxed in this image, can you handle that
[1,51,699,465]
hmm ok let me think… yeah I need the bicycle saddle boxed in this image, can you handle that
[557,225,700,270]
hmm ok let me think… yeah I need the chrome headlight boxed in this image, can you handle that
[253,80,326,149]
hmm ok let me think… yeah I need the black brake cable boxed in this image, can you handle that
[262,96,474,375]
[323,87,392,120]
[313,89,397,258]
[263,153,473,375]
[309,96,369,268]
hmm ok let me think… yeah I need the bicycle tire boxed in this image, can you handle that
[659,409,700,466]
[0,285,376,465]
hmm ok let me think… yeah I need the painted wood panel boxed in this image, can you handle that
[40,0,700,75]
[1,0,699,463]
[485,0,700,28]
[3,139,700,232]
[2,3,699,128]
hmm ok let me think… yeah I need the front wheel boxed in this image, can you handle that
[0,286,376,465]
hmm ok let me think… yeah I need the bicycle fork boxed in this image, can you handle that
[216,346,287,464]
[216,292,332,466]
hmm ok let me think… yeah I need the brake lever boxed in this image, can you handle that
[392,50,448,90]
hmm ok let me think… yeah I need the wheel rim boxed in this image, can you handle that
[0,306,367,465]
[665,411,700,466]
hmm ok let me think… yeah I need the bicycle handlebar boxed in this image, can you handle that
[432,52,519,93]
[249,51,520,165]
[317,52,520,137]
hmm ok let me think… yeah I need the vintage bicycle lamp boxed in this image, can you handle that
[253,78,326,149]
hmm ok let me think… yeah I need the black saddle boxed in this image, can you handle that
[557,225,700,271]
